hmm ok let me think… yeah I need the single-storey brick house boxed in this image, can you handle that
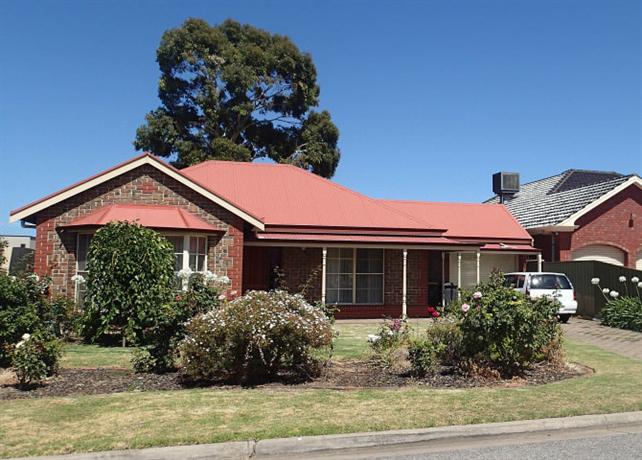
[10,154,539,319]
[486,170,642,269]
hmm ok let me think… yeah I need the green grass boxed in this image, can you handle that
[2,324,642,458]
[60,344,133,369]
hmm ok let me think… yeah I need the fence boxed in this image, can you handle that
[526,260,642,318]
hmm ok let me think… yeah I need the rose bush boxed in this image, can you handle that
[455,274,562,376]
[12,331,62,386]
[0,274,51,366]
[408,316,462,376]
[179,290,333,384]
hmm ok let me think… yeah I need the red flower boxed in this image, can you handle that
[432,311,440,318]
[427,306,435,313]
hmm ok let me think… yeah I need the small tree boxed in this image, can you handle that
[81,222,174,345]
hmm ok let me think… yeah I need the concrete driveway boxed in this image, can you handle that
[563,318,642,361]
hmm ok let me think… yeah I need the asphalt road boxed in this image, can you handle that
[284,423,642,460]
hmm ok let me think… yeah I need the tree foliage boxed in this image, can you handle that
[134,18,340,177]
[81,222,175,345]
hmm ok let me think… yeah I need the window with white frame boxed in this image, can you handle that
[75,233,93,305]
[326,248,384,304]
[166,235,208,273]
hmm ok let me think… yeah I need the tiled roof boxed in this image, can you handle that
[485,170,631,229]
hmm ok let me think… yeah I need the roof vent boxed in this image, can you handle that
[493,172,520,203]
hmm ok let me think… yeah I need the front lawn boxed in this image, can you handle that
[60,344,133,369]
[1,323,642,458]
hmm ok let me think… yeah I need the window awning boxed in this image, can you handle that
[60,204,222,233]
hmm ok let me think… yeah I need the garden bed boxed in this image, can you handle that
[0,359,591,400]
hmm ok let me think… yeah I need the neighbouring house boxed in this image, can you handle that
[0,234,35,274]
[486,170,642,270]
[9,153,539,319]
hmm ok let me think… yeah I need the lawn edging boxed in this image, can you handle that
[13,411,642,460]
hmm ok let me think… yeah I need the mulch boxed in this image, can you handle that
[0,360,592,400]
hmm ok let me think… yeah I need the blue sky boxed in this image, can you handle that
[1,0,640,235]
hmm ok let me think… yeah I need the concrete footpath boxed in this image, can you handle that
[13,411,642,460]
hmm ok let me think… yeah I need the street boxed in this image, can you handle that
[281,423,642,460]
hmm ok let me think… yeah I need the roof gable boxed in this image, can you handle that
[9,154,265,229]
[485,170,637,229]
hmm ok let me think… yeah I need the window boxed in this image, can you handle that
[326,248,384,304]
[189,236,206,271]
[75,233,93,305]
[504,274,525,289]
[530,274,571,290]
[166,235,208,288]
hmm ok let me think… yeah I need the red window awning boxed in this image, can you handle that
[60,204,221,233]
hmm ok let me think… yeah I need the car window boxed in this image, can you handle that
[530,275,571,290]
[516,275,525,288]
[504,275,518,288]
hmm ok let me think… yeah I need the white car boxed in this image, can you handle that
[504,272,578,323]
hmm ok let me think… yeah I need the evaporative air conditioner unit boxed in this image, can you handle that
[492,172,520,203]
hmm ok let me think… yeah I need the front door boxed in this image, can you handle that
[242,246,282,292]
[427,250,443,307]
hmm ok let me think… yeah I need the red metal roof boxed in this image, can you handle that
[379,200,532,242]
[253,232,475,246]
[181,161,439,232]
[60,204,221,232]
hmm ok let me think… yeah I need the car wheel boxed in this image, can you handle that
[558,314,571,324]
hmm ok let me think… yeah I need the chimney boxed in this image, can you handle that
[493,172,520,204]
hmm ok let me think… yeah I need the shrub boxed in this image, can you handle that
[131,273,226,373]
[456,274,562,376]
[408,316,462,377]
[0,273,49,367]
[601,297,642,332]
[44,296,80,339]
[179,290,333,384]
[12,331,62,386]
[0,237,7,272]
[368,318,409,370]
[81,222,175,345]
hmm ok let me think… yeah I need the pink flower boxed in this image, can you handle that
[473,291,482,300]
[432,311,440,318]
[461,303,470,313]
[218,294,226,301]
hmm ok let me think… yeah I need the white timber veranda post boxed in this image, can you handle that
[402,248,408,318]
[321,247,327,305]
[457,252,462,299]
[476,251,481,285]
[537,252,543,272]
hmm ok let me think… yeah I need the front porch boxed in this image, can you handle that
[242,243,540,319]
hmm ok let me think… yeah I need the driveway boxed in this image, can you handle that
[563,318,642,361]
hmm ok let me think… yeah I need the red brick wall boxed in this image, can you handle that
[32,164,245,297]
[558,185,642,267]
[273,247,431,319]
